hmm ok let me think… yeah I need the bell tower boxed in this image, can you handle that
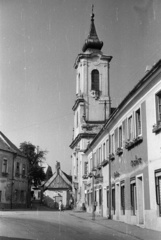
[70,7,113,209]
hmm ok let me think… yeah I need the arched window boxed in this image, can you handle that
[77,73,80,94]
[91,69,99,91]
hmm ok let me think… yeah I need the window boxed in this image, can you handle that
[22,164,26,177]
[112,187,115,214]
[15,162,20,176]
[90,158,93,172]
[103,143,105,161]
[130,180,137,215]
[76,112,79,128]
[2,159,8,173]
[91,69,99,91]
[77,73,80,95]
[135,108,141,136]
[128,116,133,140]
[155,170,161,216]
[156,91,161,123]
[96,149,99,166]
[93,152,96,168]
[119,126,123,148]
[84,162,88,175]
[99,188,102,205]
[0,191,2,202]
[111,134,115,153]
[106,139,109,159]
[99,147,102,164]
[107,188,109,208]
[121,183,125,215]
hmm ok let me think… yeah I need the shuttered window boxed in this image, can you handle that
[135,108,141,136]
[122,118,127,143]
[106,139,109,158]
[128,116,133,140]
[111,134,115,153]
[114,128,118,150]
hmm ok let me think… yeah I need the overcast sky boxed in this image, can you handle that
[1,0,161,174]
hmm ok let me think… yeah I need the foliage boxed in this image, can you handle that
[19,141,47,186]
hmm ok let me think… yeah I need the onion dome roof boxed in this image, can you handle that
[82,8,103,52]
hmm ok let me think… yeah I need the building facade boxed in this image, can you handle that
[0,131,29,209]
[70,12,161,231]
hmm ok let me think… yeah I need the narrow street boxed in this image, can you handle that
[0,205,160,240]
[0,211,133,240]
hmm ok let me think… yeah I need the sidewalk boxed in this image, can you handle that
[69,210,161,240]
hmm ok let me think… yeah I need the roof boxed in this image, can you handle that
[0,131,26,157]
[43,168,72,190]
[82,11,103,52]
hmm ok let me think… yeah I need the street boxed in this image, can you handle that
[0,210,141,240]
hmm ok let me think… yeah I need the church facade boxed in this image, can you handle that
[70,11,161,232]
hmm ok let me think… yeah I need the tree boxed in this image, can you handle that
[19,142,47,187]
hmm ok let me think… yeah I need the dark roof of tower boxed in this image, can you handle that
[82,10,103,52]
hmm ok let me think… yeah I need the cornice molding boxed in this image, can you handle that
[72,97,85,111]
[69,133,97,149]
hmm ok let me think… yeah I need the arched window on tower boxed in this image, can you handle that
[77,73,81,96]
[91,69,99,91]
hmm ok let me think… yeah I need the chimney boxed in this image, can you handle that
[56,161,60,175]
[145,65,151,73]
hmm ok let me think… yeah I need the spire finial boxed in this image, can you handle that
[91,4,94,21]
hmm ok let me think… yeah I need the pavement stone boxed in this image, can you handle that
[69,210,161,240]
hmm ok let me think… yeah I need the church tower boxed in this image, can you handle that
[70,8,112,209]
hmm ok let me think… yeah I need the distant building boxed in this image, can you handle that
[70,10,161,232]
[0,131,29,209]
[43,162,72,209]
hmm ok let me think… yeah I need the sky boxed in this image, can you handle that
[1,0,161,174]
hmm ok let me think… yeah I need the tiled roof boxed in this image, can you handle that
[0,131,26,157]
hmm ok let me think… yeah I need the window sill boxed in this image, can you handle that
[82,174,88,179]
[152,123,161,133]
[109,153,115,161]
[116,148,123,156]
[101,159,109,167]
[125,136,143,150]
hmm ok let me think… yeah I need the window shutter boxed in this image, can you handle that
[114,128,118,150]
[122,119,127,144]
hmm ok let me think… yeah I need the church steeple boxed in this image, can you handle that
[82,5,103,52]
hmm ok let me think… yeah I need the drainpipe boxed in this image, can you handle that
[108,134,111,219]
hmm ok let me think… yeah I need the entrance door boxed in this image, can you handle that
[137,176,144,224]
[116,183,120,220]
